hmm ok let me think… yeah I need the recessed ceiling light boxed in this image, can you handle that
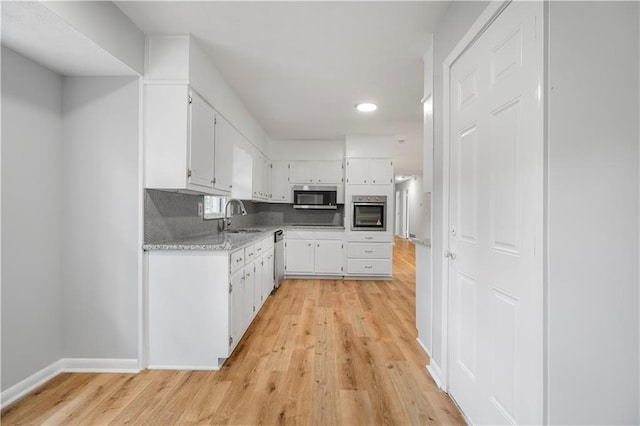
[356,102,377,112]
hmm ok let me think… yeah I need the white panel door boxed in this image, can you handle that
[448,2,542,425]
[244,265,256,330]
[188,93,215,189]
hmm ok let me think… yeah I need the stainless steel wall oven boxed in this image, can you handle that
[351,195,387,231]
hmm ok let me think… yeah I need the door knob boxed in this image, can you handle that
[445,250,456,260]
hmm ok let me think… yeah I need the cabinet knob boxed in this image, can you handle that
[308,243,311,247]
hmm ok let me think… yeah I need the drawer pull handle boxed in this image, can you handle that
[365,237,373,240]
[237,258,243,263]
[365,265,373,269]
[365,250,374,254]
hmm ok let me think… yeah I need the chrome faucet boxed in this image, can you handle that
[223,198,247,231]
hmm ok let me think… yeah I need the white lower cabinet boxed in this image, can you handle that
[315,240,344,274]
[146,233,275,370]
[285,230,344,276]
[346,232,393,277]
[285,238,315,274]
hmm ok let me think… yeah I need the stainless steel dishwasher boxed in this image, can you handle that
[273,229,284,290]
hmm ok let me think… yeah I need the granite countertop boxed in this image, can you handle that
[411,237,431,248]
[143,224,344,251]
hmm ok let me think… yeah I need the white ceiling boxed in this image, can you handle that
[116,1,450,177]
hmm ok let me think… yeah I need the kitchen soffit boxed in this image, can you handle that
[116,1,450,177]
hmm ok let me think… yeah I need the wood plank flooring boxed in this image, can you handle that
[2,237,464,425]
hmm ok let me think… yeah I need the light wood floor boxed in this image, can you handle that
[2,237,464,425]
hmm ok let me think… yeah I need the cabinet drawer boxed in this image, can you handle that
[261,236,274,253]
[347,259,392,275]
[255,240,264,257]
[287,230,315,240]
[347,232,390,242]
[245,244,256,263]
[347,243,392,259]
[230,249,245,273]
[315,231,344,241]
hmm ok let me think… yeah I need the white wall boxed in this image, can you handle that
[395,177,430,240]
[430,0,488,371]
[1,46,64,391]
[270,139,344,161]
[61,77,140,360]
[546,2,639,424]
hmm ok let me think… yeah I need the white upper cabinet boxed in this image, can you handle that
[289,161,315,184]
[271,161,290,203]
[315,161,344,184]
[289,160,343,185]
[213,115,235,193]
[346,158,393,185]
[188,93,215,189]
[252,152,271,201]
[145,85,231,195]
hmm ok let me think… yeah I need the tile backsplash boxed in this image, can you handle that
[144,189,344,243]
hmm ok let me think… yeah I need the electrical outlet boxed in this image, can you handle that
[198,202,203,217]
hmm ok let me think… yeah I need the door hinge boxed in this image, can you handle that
[341,266,343,271]
[187,169,192,178]
[346,178,349,183]
[288,164,290,168]
[229,283,233,293]
[213,177,217,184]
[253,306,256,312]
[229,336,233,345]
[341,244,344,249]
[214,117,217,125]
[188,96,192,104]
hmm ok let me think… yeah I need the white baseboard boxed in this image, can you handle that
[60,358,139,373]
[1,360,63,409]
[1,358,140,409]
[416,337,433,359]
[427,359,445,391]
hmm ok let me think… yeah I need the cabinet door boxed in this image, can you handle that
[315,240,344,274]
[244,265,256,329]
[263,250,274,300]
[252,153,263,199]
[271,161,290,202]
[188,93,215,189]
[315,161,343,184]
[230,269,245,348]
[346,158,370,184]
[213,114,234,192]
[370,159,393,185]
[285,239,314,274]
[254,260,264,311]
[289,161,315,184]
[262,157,272,199]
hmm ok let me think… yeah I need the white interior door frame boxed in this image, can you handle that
[403,189,409,238]
[440,0,511,393]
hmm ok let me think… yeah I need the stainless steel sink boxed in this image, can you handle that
[224,228,263,234]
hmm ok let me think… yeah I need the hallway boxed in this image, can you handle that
[2,238,463,425]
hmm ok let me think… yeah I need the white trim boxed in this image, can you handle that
[147,364,220,371]
[1,360,63,409]
[137,75,146,372]
[440,0,511,394]
[426,360,445,391]
[60,358,140,373]
[0,358,139,409]
[416,337,432,359]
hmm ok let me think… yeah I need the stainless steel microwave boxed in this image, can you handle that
[292,185,339,209]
